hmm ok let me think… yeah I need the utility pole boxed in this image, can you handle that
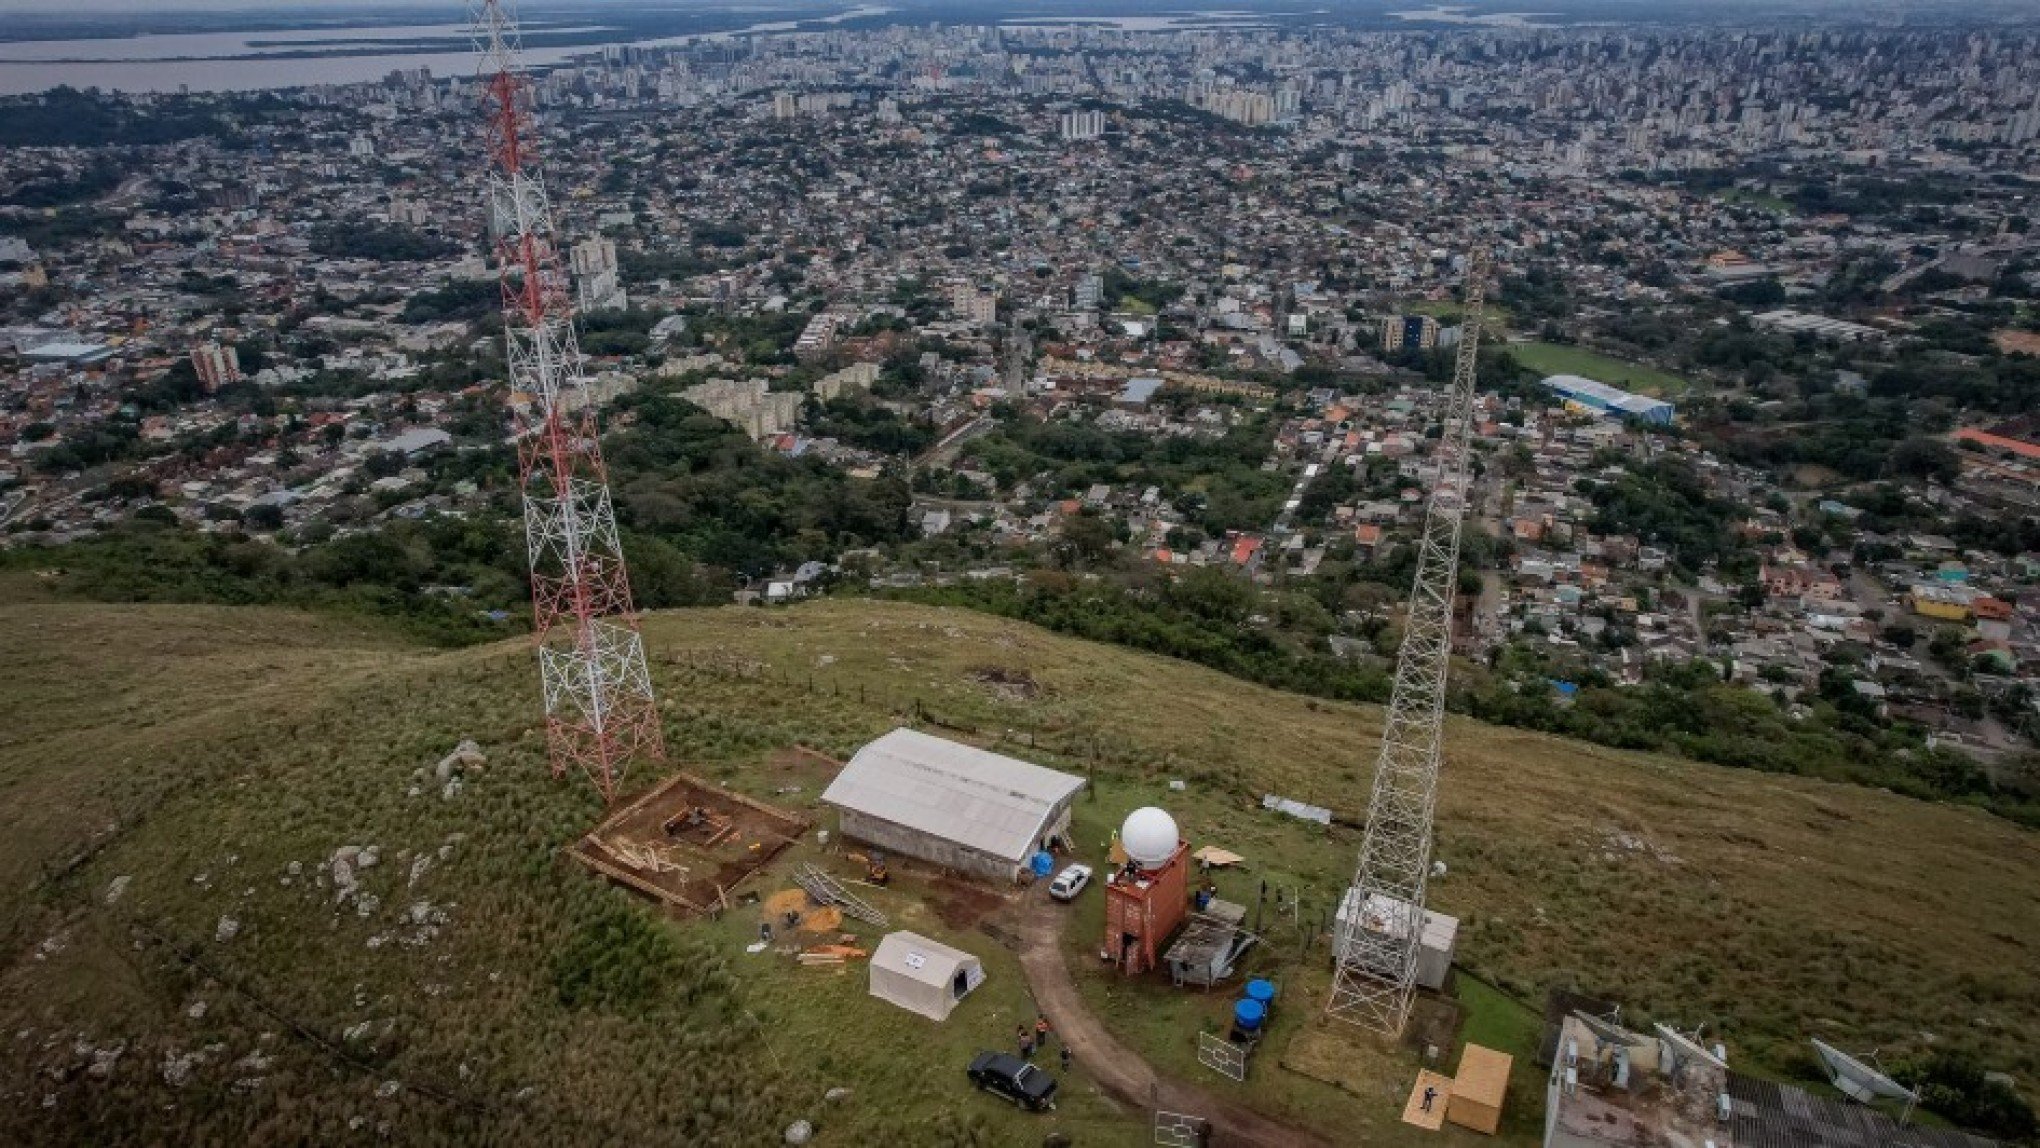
[1328,251,1489,1035]
[472,1,664,802]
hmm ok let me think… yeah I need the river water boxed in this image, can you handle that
[0,6,893,96]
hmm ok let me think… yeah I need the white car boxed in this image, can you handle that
[1047,864,1093,902]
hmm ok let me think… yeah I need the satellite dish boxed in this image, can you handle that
[1812,1039,1918,1106]
[1120,807,1179,869]
[1653,1023,1728,1071]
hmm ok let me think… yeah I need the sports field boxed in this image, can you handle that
[1505,341,1694,397]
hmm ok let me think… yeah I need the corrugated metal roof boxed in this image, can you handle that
[822,728,1085,863]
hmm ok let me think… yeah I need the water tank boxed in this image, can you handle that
[1233,998,1266,1032]
[1120,807,1179,869]
[1245,979,1277,1006]
[1031,850,1054,877]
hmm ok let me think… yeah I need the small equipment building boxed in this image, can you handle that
[821,728,1085,882]
[1104,807,1190,975]
[1164,898,1254,988]
[869,931,984,1022]
[1333,889,1459,991]
[1447,1043,1512,1135]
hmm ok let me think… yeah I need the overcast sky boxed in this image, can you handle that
[0,0,812,8]
[0,0,699,11]
[5,1,444,10]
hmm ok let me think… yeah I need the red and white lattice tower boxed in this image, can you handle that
[471,0,662,802]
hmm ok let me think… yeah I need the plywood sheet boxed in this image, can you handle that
[1401,1069,1453,1131]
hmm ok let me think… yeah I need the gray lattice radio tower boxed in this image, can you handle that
[1328,251,1489,1035]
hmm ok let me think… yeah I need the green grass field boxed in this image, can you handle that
[1505,341,1695,397]
[1713,188,1795,214]
[1,595,2034,1144]
[1408,299,1517,329]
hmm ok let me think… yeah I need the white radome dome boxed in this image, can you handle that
[1121,807,1179,869]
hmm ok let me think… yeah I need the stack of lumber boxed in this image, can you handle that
[601,839,688,875]
[795,944,869,968]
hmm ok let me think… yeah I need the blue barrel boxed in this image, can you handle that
[1233,998,1265,1032]
[1245,979,1276,1006]
[1031,850,1054,877]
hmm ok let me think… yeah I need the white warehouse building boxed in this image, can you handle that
[821,728,1085,882]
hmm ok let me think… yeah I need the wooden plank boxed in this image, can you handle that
[567,843,705,913]
[1401,1070,1453,1132]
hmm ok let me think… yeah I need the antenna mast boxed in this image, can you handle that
[1328,251,1489,1034]
[471,0,663,802]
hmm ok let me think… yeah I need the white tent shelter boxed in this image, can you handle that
[869,931,985,1022]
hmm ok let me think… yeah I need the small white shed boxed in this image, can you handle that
[1333,889,1459,991]
[868,931,985,1022]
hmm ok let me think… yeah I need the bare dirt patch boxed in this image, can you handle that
[967,665,1042,702]
[761,887,845,938]
[1995,328,2040,356]
[1402,992,1465,1058]
[929,874,1007,931]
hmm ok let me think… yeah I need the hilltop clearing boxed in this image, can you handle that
[0,598,2033,1144]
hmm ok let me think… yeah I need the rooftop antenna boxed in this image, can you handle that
[1327,249,1489,1035]
[471,0,664,802]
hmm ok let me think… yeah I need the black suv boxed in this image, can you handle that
[966,1051,1058,1112]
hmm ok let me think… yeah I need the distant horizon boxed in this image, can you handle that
[0,0,2012,12]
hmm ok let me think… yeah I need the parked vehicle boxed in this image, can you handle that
[1047,863,1093,902]
[966,1051,1058,1111]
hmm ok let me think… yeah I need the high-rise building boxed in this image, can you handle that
[1408,315,1440,350]
[951,283,998,326]
[1059,108,1106,141]
[190,342,241,392]
[773,91,798,119]
[569,237,628,313]
[1195,88,1276,127]
[1073,272,1103,310]
[2008,106,2040,145]
[1380,314,1440,353]
[388,196,430,227]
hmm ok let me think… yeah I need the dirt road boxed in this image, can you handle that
[1008,895,1334,1148]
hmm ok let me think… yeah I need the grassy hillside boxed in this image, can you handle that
[0,597,2034,1145]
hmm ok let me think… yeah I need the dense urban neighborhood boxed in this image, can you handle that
[8,20,2037,817]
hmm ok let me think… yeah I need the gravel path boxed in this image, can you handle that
[1009,895,1334,1148]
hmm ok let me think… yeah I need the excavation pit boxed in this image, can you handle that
[570,770,812,915]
